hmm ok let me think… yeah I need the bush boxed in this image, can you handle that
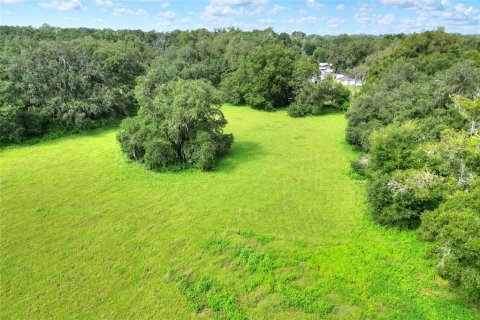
[117,79,233,171]
[418,181,480,298]
[365,122,453,227]
[0,104,25,144]
[368,170,447,227]
[350,156,368,177]
[368,121,421,173]
[288,80,350,118]
[0,39,145,143]
[144,138,177,170]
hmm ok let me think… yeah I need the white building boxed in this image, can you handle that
[319,62,334,80]
[318,62,362,86]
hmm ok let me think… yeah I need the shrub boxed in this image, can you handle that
[350,156,369,177]
[117,79,233,171]
[288,80,350,118]
[368,170,447,227]
[0,39,145,143]
[418,181,480,298]
[368,121,421,173]
[0,104,25,144]
[144,138,177,170]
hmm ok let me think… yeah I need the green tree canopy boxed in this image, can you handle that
[117,79,233,171]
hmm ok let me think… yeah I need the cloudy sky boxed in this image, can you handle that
[1,0,479,34]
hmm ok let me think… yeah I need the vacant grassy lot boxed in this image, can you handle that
[1,105,478,319]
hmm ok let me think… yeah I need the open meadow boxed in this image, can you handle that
[1,105,478,319]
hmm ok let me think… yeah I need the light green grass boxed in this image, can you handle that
[1,105,478,319]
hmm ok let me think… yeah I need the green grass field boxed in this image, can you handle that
[1,105,478,319]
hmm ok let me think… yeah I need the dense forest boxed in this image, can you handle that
[1,25,479,301]
[346,29,480,298]
[0,25,396,144]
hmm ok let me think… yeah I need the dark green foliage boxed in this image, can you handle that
[243,45,296,110]
[345,29,480,295]
[291,55,319,93]
[288,80,350,117]
[117,79,233,171]
[0,103,25,143]
[365,122,448,226]
[347,34,480,151]
[422,129,480,190]
[418,181,480,298]
[1,26,404,144]
[368,122,421,174]
[144,138,177,170]
[350,156,368,177]
[367,170,447,227]
[305,34,398,72]
[0,37,145,144]
[365,29,474,82]
[347,30,480,226]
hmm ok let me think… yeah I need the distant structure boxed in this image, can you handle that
[319,62,334,80]
[318,62,362,87]
[335,74,362,86]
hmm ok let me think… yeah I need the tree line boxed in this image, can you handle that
[0,25,376,168]
[1,25,390,145]
[347,29,480,299]
[1,25,478,298]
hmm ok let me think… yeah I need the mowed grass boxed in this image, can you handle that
[1,105,478,319]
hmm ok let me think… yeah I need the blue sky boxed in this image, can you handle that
[1,0,479,34]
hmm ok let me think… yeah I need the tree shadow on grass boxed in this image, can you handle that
[0,123,119,152]
[215,140,266,173]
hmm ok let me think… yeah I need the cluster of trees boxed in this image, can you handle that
[1,25,363,168]
[1,24,479,300]
[118,79,233,171]
[0,26,360,146]
[288,78,350,117]
[302,34,400,73]
[347,29,480,298]
[0,26,148,143]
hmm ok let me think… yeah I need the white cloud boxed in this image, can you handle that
[91,18,106,23]
[209,0,267,4]
[113,7,148,16]
[179,17,192,24]
[3,10,12,14]
[259,18,273,24]
[203,4,243,19]
[39,0,85,11]
[379,0,478,33]
[158,10,175,20]
[354,11,372,24]
[336,4,345,11]
[270,4,285,14]
[324,17,346,28]
[94,0,112,7]
[358,2,374,12]
[155,10,176,28]
[202,0,267,20]
[381,0,444,11]
[414,0,480,29]
[160,1,169,9]
[380,0,416,8]
[378,13,395,26]
[306,0,324,10]
[284,15,317,24]
[1,0,23,4]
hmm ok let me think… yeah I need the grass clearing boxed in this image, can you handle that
[1,105,478,319]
